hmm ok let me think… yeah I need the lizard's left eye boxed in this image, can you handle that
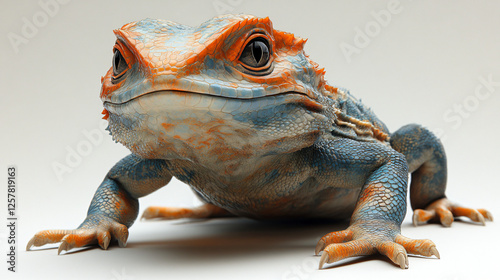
[239,37,271,71]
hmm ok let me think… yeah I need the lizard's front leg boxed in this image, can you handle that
[316,151,439,269]
[27,154,172,254]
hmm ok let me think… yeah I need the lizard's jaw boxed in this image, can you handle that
[103,90,325,175]
[104,90,240,161]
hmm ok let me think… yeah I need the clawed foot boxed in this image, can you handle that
[26,216,128,254]
[315,221,439,269]
[141,203,232,220]
[413,198,493,227]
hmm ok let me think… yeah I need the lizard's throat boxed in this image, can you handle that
[104,90,325,170]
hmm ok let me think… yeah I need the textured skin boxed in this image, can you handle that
[27,14,492,269]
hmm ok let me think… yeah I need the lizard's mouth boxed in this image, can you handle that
[101,89,325,161]
[104,89,278,105]
[103,89,323,112]
[102,89,324,138]
[100,73,319,105]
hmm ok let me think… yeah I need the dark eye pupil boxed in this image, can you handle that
[114,52,120,69]
[240,38,270,69]
[112,49,128,78]
[252,41,265,64]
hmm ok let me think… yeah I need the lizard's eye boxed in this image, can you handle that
[112,49,128,79]
[239,37,271,72]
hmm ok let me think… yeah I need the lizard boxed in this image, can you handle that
[27,14,493,269]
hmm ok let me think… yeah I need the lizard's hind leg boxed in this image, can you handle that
[390,124,492,227]
[141,203,235,220]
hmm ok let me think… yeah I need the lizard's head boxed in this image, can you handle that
[100,14,334,173]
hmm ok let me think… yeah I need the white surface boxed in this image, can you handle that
[1,0,499,279]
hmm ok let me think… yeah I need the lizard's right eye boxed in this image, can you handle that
[112,49,128,79]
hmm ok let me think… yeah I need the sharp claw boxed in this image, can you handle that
[315,240,325,255]
[117,232,128,248]
[110,224,129,248]
[141,207,158,221]
[412,212,419,227]
[476,209,493,222]
[26,237,35,251]
[430,246,440,259]
[319,253,329,269]
[141,212,155,221]
[396,253,408,269]
[58,241,68,255]
[101,233,110,250]
[478,214,486,226]
[488,212,494,221]
[486,212,494,221]
[118,239,126,247]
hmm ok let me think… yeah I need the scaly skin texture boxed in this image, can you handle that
[27,14,492,269]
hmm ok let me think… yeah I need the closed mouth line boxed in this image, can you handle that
[103,89,312,106]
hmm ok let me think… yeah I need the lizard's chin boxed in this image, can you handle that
[103,90,325,174]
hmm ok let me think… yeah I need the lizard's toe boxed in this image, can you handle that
[97,230,111,250]
[320,240,375,268]
[141,206,191,220]
[413,198,492,227]
[395,235,439,259]
[413,209,434,226]
[141,203,234,221]
[27,217,129,254]
[112,223,129,247]
[27,230,74,251]
[57,229,98,254]
[315,229,352,255]
[436,207,454,227]
[452,207,486,225]
[377,241,409,269]
[478,209,493,221]
[316,221,438,269]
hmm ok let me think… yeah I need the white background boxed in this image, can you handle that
[1,0,499,279]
